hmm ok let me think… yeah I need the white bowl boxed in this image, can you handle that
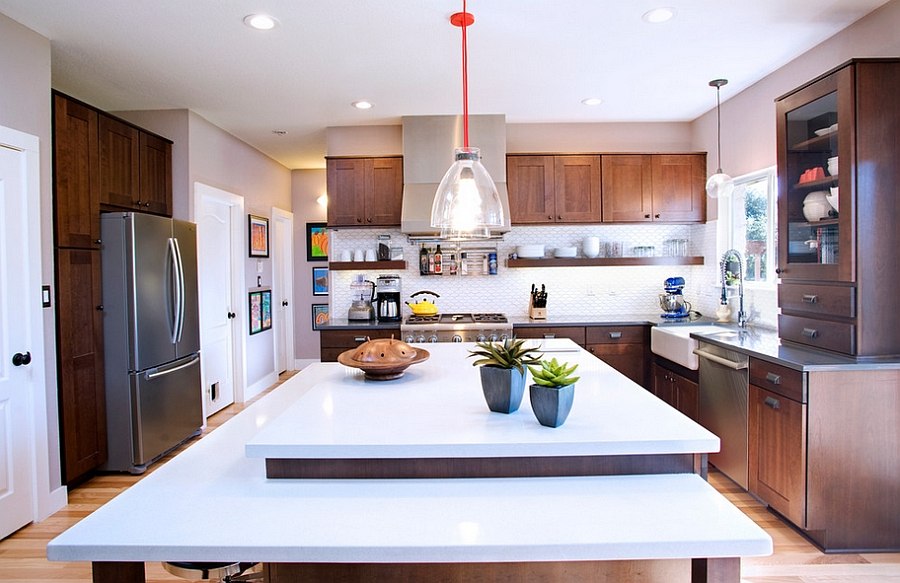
[803,191,832,222]
[554,246,578,258]
[516,244,545,258]
[826,187,838,210]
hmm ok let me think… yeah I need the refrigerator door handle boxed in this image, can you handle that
[173,237,186,342]
[145,354,200,381]
[167,237,185,343]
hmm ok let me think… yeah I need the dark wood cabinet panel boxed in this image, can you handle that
[513,326,585,346]
[554,156,601,222]
[601,154,653,222]
[53,93,101,249]
[326,157,402,227]
[319,328,400,362]
[649,154,706,222]
[98,114,140,210]
[651,361,699,422]
[507,155,556,223]
[584,325,648,387]
[138,131,173,215]
[749,384,807,527]
[56,248,107,483]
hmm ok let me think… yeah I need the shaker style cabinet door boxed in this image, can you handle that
[98,114,140,209]
[601,155,653,222]
[507,155,556,223]
[366,157,403,226]
[650,154,706,222]
[554,156,601,223]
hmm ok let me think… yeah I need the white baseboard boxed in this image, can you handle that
[36,485,68,522]
[245,371,279,402]
[293,358,319,371]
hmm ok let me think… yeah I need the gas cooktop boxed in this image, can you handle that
[405,313,508,325]
[401,313,511,343]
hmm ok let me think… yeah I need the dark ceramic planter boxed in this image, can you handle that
[479,366,526,414]
[529,383,575,428]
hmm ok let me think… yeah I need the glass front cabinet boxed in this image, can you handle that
[775,59,900,357]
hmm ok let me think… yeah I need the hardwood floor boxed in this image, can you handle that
[1,371,898,582]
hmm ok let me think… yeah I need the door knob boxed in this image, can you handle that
[282,300,289,307]
[227,312,236,319]
[12,351,32,366]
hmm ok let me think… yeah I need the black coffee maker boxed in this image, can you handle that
[375,274,401,321]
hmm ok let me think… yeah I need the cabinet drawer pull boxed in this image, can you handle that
[764,396,781,410]
[608,331,622,339]
[354,336,367,343]
[542,333,556,339]
[801,328,819,339]
[765,372,782,385]
[802,294,818,303]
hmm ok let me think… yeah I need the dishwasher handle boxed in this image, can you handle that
[693,348,748,370]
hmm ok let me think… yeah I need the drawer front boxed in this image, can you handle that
[778,283,856,319]
[514,326,586,345]
[320,328,398,348]
[749,358,804,402]
[585,325,647,344]
[778,314,855,355]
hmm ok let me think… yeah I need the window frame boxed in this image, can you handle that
[717,166,778,289]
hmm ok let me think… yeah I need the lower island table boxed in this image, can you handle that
[48,340,771,582]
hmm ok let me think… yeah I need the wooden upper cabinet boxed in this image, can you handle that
[139,132,173,216]
[601,155,653,222]
[650,154,706,222]
[326,156,402,227]
[99,115,140,209]
[53,93,101,249]
[554,156,601,222]
[508,155,555,223]
[602,154,705,223]
[508,155,600,223]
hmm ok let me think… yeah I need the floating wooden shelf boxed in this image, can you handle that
[507,256,705,268]
[328,260,407,271]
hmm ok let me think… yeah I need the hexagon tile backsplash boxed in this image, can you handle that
[325,224,722,320]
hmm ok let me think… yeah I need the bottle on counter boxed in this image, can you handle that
[428,246,435,274]
[434,245,443,275]
[419,244,429,275]
[449,253,457,275]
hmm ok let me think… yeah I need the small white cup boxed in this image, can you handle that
[582,236,600,258]
[353,249,364,262]
[340,250,352,262]
[365,249,377,262]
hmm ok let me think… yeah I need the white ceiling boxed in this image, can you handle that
[0,0,890,169]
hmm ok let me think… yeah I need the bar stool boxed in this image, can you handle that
[162,561,262,582]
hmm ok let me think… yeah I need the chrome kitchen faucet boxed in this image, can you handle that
[721,249,748,328]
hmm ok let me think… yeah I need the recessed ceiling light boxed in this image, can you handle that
[351,100,374,110]
[642,7,675,24]
[243,14,278,30]
[581,97,603,106]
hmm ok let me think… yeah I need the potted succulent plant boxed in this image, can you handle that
[468,338,543,413]
[527,358,580,427]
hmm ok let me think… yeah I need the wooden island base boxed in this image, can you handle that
[94,558,741,583]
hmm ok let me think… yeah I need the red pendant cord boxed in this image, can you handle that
[461,0,469,148]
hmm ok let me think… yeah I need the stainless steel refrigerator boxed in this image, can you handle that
[100,212,203,473]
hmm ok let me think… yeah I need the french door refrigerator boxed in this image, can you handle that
[100,212,203,473]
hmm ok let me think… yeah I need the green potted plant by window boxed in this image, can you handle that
[468,338,543,414]
[527,358,580,427]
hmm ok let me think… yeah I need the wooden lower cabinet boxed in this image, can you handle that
[320,328,400,362]
[584,325,648,387]
[56,248,107,483]
[748,384,806,527]
[513,326,586,346]
[651,360,699,422]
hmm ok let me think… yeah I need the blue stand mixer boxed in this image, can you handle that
[659,276,692,318]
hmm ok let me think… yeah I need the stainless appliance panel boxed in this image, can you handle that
[172,219,200,357]
[131,355,202,466]
[697,341,750,488]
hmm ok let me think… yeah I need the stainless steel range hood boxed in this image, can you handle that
[400,114,510,237]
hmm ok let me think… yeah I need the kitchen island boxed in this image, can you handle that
[48,340,771,582]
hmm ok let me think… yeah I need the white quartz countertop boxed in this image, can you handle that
[246,339,719,460]
[47,342,761,565]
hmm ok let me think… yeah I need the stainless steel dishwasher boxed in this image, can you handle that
[694,340,749,488]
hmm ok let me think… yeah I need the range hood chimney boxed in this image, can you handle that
[400,114,509,237]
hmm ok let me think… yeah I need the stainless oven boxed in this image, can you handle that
[401,313,512,343]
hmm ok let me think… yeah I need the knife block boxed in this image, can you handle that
[528,298,547,320]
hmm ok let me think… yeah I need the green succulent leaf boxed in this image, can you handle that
[469,339,543,370]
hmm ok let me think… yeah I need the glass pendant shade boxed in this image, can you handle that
[706,170,734,199]
[431,147,505,239]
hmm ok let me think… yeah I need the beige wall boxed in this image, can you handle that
[0,12,61,491]
[291,169,328,360]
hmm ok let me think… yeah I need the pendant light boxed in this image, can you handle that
[430,0,505,240]
[706,78,734,199]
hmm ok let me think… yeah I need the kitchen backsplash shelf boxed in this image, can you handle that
[329,260,407,271]
[507,256,704,268]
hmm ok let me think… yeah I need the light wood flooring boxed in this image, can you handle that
[1,371,898,582]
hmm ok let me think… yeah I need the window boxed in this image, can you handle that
[719,167,777,285]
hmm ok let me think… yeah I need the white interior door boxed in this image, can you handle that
[194,183,245,417]
[272,208,295,374]
[0,136,40,538]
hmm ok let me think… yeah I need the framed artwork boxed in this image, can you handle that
[312,304,329,331]
[248,214,269,257]
[306,222,328,262]
[312,266,329,296]
[249,289,273,335]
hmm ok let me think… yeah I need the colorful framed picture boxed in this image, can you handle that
[248,215,269,257]
[312,304,329,331]
[249,289,273,335]
[306,222,328,262]
[312,266,329,296]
